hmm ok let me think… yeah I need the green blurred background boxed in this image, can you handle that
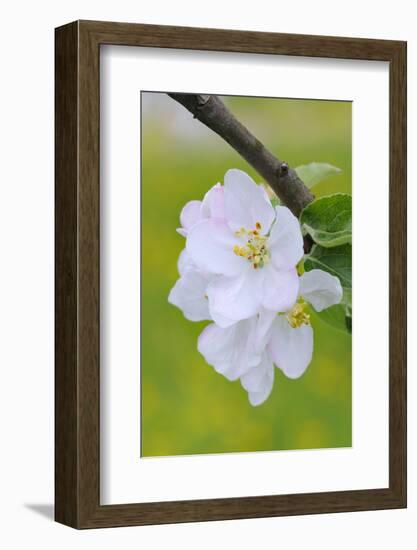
[141,93,352,457]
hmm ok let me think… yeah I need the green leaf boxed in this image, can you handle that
[295,162,342,189]
[345,309,352,333]
[300,193,352,248]
[312,304,351,334]
[304,243,352,334]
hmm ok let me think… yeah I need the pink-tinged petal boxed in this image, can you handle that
[186,218,243,276]
[241,352,274,406]
[179,200,202,233]
[299,269,343,312]
[168,270,211,322]
[224,169,275,233]
[201,183,225,219]
[269,206,304,269]
[262,266,299,313]
[268,316,313,379]
[197,318,261,381]
[207,268,264,327]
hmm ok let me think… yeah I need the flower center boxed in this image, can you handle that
[285,300,310,328]
[233,222,270,269]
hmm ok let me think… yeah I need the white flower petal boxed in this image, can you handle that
[254,308,277,353]
[168,270,211,322]
[262,266,299,312]
[209,308,237,328]
[198,318,261,381]
[299,269,343,312]
[241,352,274,392]
[268,316,313,379]
[207,268,264,327]
[248,389,271,407]
[268,206,304,270]
[201,183,225,219]
[179,200,202,234]
[224,169,275,233]
[177,248,196,276]
[241,352,275,406]
[186,218,242,276]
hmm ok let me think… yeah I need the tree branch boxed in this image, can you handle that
[167,93,314,217]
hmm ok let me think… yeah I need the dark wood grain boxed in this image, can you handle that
[55,20,407,529]
[388,41,407,504]
[55,21,79,527]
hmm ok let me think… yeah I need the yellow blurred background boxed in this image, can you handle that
[141,93,352,457]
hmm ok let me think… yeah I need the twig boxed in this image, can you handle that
[167,93,314,217]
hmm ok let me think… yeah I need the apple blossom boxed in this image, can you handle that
[186,169,304,327]
[168,170,344,407]
[197,268,342,406]
[257,268,343,381]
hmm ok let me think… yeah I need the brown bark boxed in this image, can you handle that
[168,93,314,217]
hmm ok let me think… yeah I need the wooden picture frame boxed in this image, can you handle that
[55,20,407,529]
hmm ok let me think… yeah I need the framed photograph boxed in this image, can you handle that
[55,20,407,528]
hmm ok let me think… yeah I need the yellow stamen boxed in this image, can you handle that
[232,224,270,269]
[286,301,310,328]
